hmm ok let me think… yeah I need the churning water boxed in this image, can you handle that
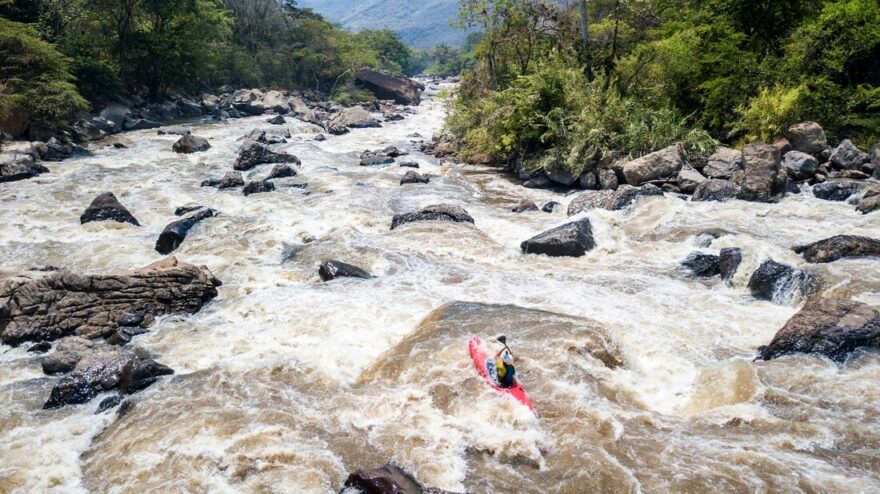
[1,85,879,493]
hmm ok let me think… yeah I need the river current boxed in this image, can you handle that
[1,85,879,493]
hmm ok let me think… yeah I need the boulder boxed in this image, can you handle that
[172,134,210,153]
[155,208,217,255]
[703,147,743,179]
[231,89,266,115]
[812,180,862,201]
[512,200,538,213]
[42,337,102,375]
[80,192,140,226]
[856,194,880,214]
[243,128,290,145]
[542,201,560,213]
[0,152,49,182]
[681,252,720,276]
[360,149,395,167]
[622,144,687,186]
[202,171,244,189]
[597,168,619,190]
[399,161,419,168]
[781,151,819,180]
[43,341,173,409]
[391,204,474,230]
[328,107,380,132]
[758,297,880,362]
[827,169,870,180]
[266,115,286,125]
[785,121,829,156]
[542,156,578,186]
[382,145,403,157]
[177,99,203,117]
[578,170,598,190]
[719,247,742,284]
[318,260,372,281]
[772,136,792,155]
[342,463,462,494]
[607,184,664,210]
[523,175,552,189]
[262,90,290,113]
[0,257,220,345]
[243,181,275,196]
[677,165,707,193]
[122,118,161,131]
[234,140,300,171]
[98,103,132,133]
[736,143,781,202]
[793,235,880,263]
[691,178,740,203]
[201,94,219,112]
[829,139,870,170]
[265,164,297,180]
[520,218,595,257]
[747,259,816,304]
[356,69,422,105]
[400,171,430,185]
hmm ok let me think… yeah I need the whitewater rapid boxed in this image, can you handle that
[1,85,879,493]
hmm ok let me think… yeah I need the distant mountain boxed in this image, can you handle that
[297,0,467,48]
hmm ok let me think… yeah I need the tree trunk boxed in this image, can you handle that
[579,0,593,81]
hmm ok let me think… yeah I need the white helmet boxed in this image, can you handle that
[501,351,514,365]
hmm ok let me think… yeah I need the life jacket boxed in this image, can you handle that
[495,358,515,387]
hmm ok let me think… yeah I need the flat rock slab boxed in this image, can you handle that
[0,257,221,345]
[391,204,474,230]
[794,235,880,263]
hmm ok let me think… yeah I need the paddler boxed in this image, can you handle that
[495,346,516,388]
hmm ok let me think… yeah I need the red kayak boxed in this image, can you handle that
[468,336,535,412]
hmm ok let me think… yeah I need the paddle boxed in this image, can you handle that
[496,335,511,354]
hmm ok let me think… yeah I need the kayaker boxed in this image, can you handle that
[495,347,516,388]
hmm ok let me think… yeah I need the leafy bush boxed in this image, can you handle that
[737,84,807,143]
[0,18,88,131]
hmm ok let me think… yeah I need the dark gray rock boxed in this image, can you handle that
[155,208,217,255]
[0,153,49,182]
[812,181,862,201]
[606,184,664,210]
[682,252,720,276]
[342,462,463,494]
[234,140,300,171]
[265,164,297,180]
[123,118,161,131]
[80,192,140,226]
[719,247,742,284]
[360,149,395,166]
[172,134,210,153]
[692,179,741,202]
[266,115,285,125]
[748,259,816,304]
[399,161,419,168]
[830,139,870,170]
[318,260,372,281]
[541,201,560,213]
[520,218,595,257]
[356,69,422,105]
[523,175,552,189]
[758,297,880,362]
[400,171,430,185]
[578,170,598,190]
[391,204,474,230]
[793,235,880,263]
[782,151,819,180]
[243,181,275,196]
[677,165,707,193]
[511,200,538,213]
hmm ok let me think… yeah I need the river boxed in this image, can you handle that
[1,84,879,493]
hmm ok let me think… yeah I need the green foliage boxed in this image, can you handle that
[0,17,88,129]
[448,60,717,176]
[737,84,807,142]
[356,29,416,75]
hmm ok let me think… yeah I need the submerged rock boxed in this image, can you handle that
[541,201,560,213]
[758,297,880,362]
[793,235,880,263]
[318,260,372,281]
[747,259,816,304]
[234,140,300,171]
[201,170,244,189]
[391,204,474,230]
[0,257,221,345]
[521,218,595,257]
[567,184,663,215]
[80,192,140,226]
[682,252,720,276]
[342,463,461,494]
[172,134,210,153]
[155,208,217,255]
[512,200,538,213]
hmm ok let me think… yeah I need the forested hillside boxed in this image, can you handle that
[297,0,466,48]
[0,0,420,137]
[447,0,880,178]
